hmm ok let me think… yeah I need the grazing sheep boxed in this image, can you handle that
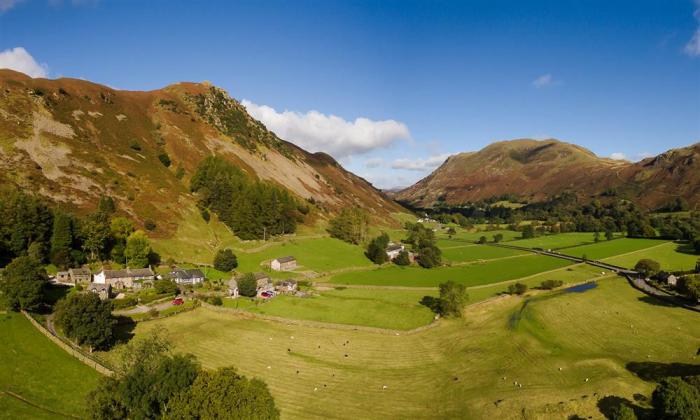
[382,385,388,390]
[585,378,589,382]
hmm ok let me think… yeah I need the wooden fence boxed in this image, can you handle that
[21,311,114,376]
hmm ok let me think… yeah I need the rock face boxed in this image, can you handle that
[0,70,404,235]
[395,138,700,209]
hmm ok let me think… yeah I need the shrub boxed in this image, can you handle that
[213,249,238,272]
[154,279,178,295]
[129,140,142,151]
[652,377,700,419]
[112,296,138,309]
[634,259,661,278]
[238,273,257,298]
[393,250,411,266]
[365,233,390,264]
[158,153,172,167]
[540,279,564,290]
[507,282,528,295]
[438,281,468,317]
[144,219,157,231]
[207,296,223,306]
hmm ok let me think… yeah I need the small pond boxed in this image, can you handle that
[564,282,598,293]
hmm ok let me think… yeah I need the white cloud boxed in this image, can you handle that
[365,158,384,168]
[391,154,451,171]
[532,73,560,88]
[0,47,48,78]
[242,100,410,159]
[636,151,653,160]
[610,152,627,161]
[685,3,700,57]
[0,0,23,12]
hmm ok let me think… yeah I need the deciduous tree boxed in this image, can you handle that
[54,292,116,351]
[0,256,48,311]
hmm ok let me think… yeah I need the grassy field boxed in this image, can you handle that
[436,229,522,248]
[561,238,667,261]
[235,237,372,274]
[223,288,436,330]
[602,241,699,271]
[328,254,572,287]
[441,244,526,263]
[509,232,622,250]
[0,312,101,419]
[98,278,700,419]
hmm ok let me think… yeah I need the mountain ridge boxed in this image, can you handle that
[396,138,700,209]
[0,69,405,237]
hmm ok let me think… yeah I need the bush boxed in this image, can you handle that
[213,249,238,272]
[112,296,138,309]
[158,153,172,167]
[540,279,564,290]
[129,140,142,151]
[507,282,528,295]
[438,281,468,317]
[393,250,411,266]
[144,219,157,231]
[207,296,223,306]
[634,259,661,278]
[238,273,257,298]
[154,279,178,295]
[365,233,390,264]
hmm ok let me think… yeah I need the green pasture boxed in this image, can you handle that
[223,287,436,330]
[561,238,667,261]
[235,237,372,274]
[510,232,622,250]
[0,312,100,419]
[436,229,521,248]
[602,241,699,272]
[98,278,700,419]
[441,244,526,263]
[329,254,572,287]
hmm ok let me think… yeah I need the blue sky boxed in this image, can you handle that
[1,0,699,188]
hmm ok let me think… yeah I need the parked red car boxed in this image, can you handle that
[261,291,273,298]
[172,298,184,305]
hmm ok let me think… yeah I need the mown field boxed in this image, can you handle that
[561,238,666,261]
[509,232,621,250]
[223,288,437,330]
[602,241,699,271]
[0,312,101,419]
[98,278,700,419]
[329,254,572,287]
[436,229,522,248]
[441,244,526,263]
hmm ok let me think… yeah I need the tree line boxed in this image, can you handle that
[0,189,158,270]
[190,156,303,240]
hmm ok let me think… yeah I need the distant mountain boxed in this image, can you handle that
[395,138,700,209]
[0,70,405,236]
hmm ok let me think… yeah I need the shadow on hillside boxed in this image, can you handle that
[112,316,136,345]
[637,295,677,308]
[597,395,652,420]
[626,361,700,382]
[419,296,440,314]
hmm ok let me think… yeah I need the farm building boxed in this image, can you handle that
[93,267,155,289]
[275,280,298,294]
[170,268,205,285]
[56,271,70,283]
[256,275,274,297]
[228,279,239,298]
[271,256,297,271]
[667,275,678,286]
[386,243,405,260]
[87,283,111,300]
[69,268,92,284]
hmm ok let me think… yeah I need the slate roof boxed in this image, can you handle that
[102,268,154,279]
[274,256,296,263]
